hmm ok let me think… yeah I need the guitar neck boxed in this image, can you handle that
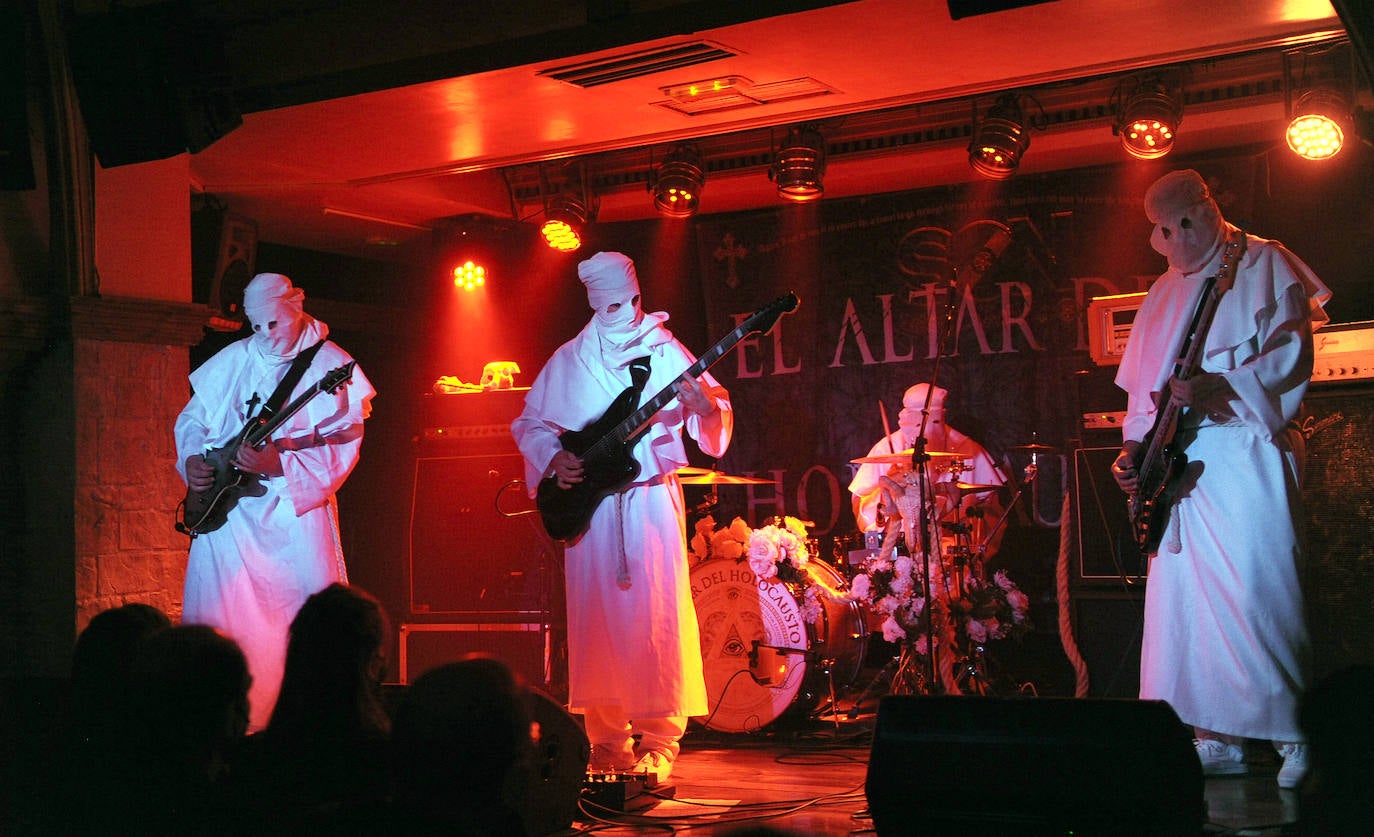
[614,321,743,444]
[243,379,325,449]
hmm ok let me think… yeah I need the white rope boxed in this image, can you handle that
[1056,488,1091,697]
[615,492,631,590]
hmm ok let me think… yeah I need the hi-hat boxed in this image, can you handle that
[678,471,778,485]
[676,466,716,475]
[953,482,1001,494]
[1009,443,1059,453]
[851,449,961,465]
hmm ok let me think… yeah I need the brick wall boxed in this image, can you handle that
[73,338,194,631]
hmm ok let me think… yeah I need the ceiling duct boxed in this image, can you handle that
[540,41,739,88]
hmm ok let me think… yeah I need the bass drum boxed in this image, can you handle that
[690,559,867,733]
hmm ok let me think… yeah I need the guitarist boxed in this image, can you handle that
[174,272,375,731]
[512,252,732,784]
[1110,170,1330,790]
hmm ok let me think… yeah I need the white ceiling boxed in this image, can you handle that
[176,0,1349,263]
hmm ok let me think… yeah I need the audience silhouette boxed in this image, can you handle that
[229,582,392,832]
[387,654,537,836]
[111,623,252,835]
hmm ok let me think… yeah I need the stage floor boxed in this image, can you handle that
[561,646,1303,836]
[569,721,1300,835]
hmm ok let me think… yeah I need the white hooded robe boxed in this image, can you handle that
[175,317,374,730]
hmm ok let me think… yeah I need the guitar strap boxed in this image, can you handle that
[259,339,327,419]
[627,355,651,398]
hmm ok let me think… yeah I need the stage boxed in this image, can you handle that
[568,704,1301,836]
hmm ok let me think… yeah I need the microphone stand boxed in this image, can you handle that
[906,263,963,695]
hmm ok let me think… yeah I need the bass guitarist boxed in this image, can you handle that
[1110,170,1329,790]
[512,251,732,784]
[175,272,375,731]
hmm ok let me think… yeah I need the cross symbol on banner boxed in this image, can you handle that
[713,232,748,289]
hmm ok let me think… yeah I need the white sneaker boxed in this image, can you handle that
[588,743,634,773]
[1195,738,1247,776]
[1276,742,1309,790]
[633,750,674,784]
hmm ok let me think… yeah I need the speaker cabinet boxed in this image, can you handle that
[408,452,557,617]
[1073,446,1145,583]
[1073,591,1145,698]
[208,213,258,326]
[1300,384,1374,681]
[399,622,549,687]
[866,695,1202,836]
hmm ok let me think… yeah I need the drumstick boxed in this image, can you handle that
[879,400,896,454]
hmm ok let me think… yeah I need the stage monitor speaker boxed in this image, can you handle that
[1073,446,1145,583]
[1300,384,1374,681]
[67,4,242,167]
[409,453,557,616]
[866,695,1202,836]
[523,688,589,837]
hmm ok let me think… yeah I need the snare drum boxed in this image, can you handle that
[690,559,867,733]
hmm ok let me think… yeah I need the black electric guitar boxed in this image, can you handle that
[537,293,799,542]
[1128,231,1246,554]
[177,362,356,537]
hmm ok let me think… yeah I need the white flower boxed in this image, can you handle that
[747,534,780,578]
[850,573,871,600]
[966,618,988,644]
[881,615,907,643]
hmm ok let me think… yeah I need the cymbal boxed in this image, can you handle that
[678,471,778,486]
[675,466,716,475]
[1009,443,1059,453]
[850,449,962,465]
[953,482,1001,494]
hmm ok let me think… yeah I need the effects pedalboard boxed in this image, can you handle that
[582,769,674,812]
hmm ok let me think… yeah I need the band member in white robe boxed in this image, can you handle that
[175,273,375,731]
[849,383,1007,556]
[512,252,732,783]
[1111,170,1330,789]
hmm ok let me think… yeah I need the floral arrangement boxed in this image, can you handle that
[690,515,843,624]
[849,550,1031,691]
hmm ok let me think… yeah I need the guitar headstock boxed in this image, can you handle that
[1214,229,1248,294]
[742,292,800,336]
[322,361,357,394]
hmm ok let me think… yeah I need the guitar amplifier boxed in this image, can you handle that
[399,621,550,686]
[1072,446,1146,583]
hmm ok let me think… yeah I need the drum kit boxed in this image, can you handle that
[678,439,1056,730]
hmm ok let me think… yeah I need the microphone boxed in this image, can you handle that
[749,640,812,686]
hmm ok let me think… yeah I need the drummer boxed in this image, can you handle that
[848,382,1007,556]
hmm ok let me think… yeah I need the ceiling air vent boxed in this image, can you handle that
[540,41,739,88]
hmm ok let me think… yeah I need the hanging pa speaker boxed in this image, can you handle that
[207,213,258,330]
[866,695,1203,836]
